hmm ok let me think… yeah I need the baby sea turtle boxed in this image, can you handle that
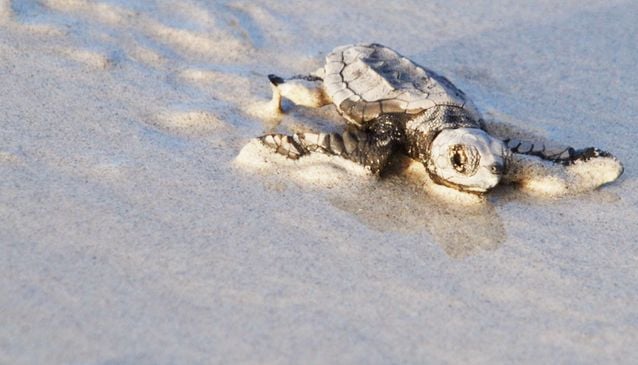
[258,43,621,193]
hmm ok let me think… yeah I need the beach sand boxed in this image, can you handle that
[1,1,637,363]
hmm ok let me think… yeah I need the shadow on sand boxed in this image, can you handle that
[325,156,506,259]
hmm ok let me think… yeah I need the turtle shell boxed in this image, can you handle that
[322,43,481,125]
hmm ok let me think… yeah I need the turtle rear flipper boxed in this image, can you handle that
[268,73,330,112]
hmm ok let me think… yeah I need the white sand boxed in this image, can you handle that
[1,1,637,364]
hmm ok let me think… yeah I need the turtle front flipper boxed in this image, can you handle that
[268,72,330,112]
[504,138,621,166]
[503,138,623,195]
[259,115,405,174]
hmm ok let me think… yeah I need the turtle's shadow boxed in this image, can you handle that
[326,156,506,259]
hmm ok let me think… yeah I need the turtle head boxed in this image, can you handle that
[426,128,508,193]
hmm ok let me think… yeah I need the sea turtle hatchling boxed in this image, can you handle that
[256,43,623,193]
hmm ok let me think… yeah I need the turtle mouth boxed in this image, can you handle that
[425,166,496,194]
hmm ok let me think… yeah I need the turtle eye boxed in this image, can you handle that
[450,144,467,173]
